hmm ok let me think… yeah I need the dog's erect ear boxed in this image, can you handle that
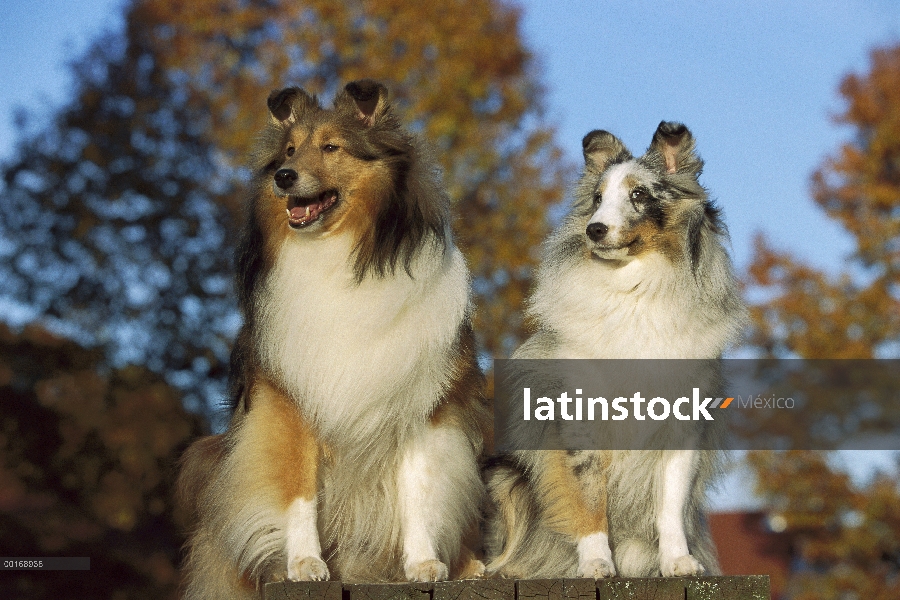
[338,80,390,127]
[582,130,630,172]
[647,121,702,175]
[267,87,317,124]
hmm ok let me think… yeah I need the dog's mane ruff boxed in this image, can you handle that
[529,229,744,359]
[349,137,449,283]
[229,189,268,411]
[329,84,450,282]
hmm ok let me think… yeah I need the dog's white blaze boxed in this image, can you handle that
[657,450,697,564]
[576,531,614,567]
[285,497,323,570]
[398,425,479,574]
[588,162,633,247]
[258,233,469,441]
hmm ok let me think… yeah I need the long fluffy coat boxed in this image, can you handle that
[485,122,746,579]
[177,81,489,599]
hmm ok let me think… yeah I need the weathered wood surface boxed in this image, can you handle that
[264,580,343,600]
[344,582,433,600]
[434,579,516,600]
[683,576,769,600]
[263,576,770,600]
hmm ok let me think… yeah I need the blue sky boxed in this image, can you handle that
[517,0,900,273]
[2,1,899,272]
[1,0,899,508]
[0,0,124,147]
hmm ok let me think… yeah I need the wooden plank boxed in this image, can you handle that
[344,582,433,600]
[515,578,597,600]
[262,576,770,600]
[595,578,686,600]
[560,578,597,600]
[685,575,770,600]
[263,580,343,600]
[516,579,561,600]
[434,579,515,600]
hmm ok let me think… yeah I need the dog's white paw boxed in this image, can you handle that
[577,558,617,579]
[660,554,705,577]
[406,559,449,582]
[287,556,330,581]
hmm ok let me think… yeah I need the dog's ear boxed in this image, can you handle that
[647,121,702,176]
[337,80,390,127]
[582,130,630,172]
[267,87,317,124]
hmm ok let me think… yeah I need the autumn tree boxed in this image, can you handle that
[0,24,239,414]
[744,44,900,599]
[0,0,568,415]
[0,323,203,599]
[143,0,569,358]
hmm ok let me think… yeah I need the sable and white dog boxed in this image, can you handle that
[484,122,746,579]
[177,81,489,599]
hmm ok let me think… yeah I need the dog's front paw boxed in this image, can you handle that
[660,554,705,577]
[288,556,330,581]
[577,558,617,579]
[459,558,486,579]
[406,559,449,582]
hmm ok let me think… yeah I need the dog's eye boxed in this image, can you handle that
[322,144,339,153]
[286,147,295,157]
[630,189,646,201]
[593,192,602,204]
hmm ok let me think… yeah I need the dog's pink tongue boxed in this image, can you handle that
[290,206,306,220]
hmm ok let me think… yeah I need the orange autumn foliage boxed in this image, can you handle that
[0,324,204,599]
[133,0,571,358]
[745,44,900,599]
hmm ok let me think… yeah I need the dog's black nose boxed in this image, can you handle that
[586,222,609,242]
[274,169,298,190]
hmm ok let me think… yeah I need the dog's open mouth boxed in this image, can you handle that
[286,191,339,228]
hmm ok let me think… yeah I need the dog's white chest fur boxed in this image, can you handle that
[256,234,469,440]
[532,254,736,359]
